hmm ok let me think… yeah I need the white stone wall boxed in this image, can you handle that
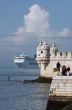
[49,76,72,96]
[40,57,72,77]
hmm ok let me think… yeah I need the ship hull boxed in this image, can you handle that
[15,62,38,69]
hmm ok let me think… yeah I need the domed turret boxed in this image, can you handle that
[40,40,50,69]
[50,41,58,55]
[36,40,43,57]
[41,40,49,49]
[36,40,43,68]
[41,40,50,58]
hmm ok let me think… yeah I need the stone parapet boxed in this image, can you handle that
[49,76,72,96]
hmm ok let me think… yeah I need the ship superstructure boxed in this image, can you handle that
[14,54,38,68]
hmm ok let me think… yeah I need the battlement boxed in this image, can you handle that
[50,52,72,59]
[36,40,72,67]
[36,40,72,62]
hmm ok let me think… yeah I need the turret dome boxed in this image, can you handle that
[50,41,58,54]
[41,40,50,50]
[37,40,43,50]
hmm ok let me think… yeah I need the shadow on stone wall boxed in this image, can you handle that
[46,101,72,110]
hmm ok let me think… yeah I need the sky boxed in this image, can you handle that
[0,0,72,61]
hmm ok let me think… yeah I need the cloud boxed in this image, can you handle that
[0,4,72,59]
[24,4,50,38]
[14,4,51,43]
[58,28,72,37]
[15,4,72,42]
[0,4,72,46]
[0,4,51,59]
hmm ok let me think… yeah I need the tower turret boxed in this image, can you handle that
[36,40,43,68]
[40,40,50,69]
[50,41,58,55]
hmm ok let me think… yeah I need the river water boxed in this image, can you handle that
[0,65,50,110]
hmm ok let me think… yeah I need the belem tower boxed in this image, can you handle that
[36,40,72,78]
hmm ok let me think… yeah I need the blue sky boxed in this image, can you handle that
[0,0,72,60]
[0,0,72,35]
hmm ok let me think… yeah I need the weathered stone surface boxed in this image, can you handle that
[48,96,72,102]
[49,76,72,96]
[47,76,72,110]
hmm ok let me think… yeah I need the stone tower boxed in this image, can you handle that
[36,40,72,78]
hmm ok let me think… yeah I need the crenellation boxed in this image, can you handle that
[56,52,61,58]
[50,52,72,59]
[61,52,67,58]
[67,52,72,58]
[50,53,56,58]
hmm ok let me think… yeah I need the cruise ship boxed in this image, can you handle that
[14,54,38,69]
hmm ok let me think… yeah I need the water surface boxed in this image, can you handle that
[0,65,50,110]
